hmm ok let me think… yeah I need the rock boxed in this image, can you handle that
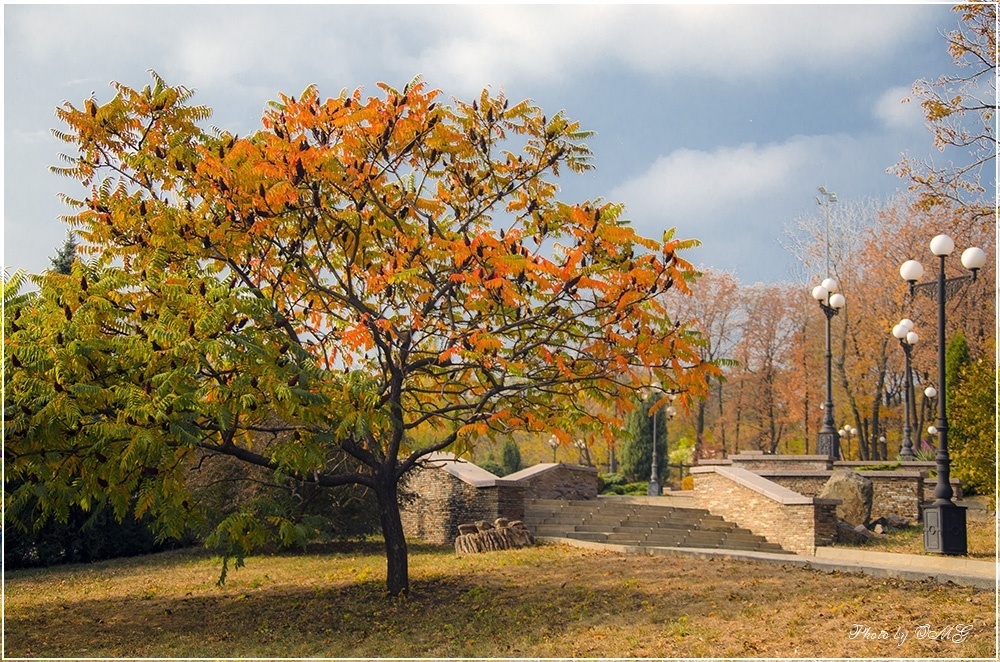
[836,520,874,544]
[458,523,479,536]
[874,523,886,535]
[819,470,873,527]
[493,517,510,529]
[885,514,910,529]
[475,520,494,532]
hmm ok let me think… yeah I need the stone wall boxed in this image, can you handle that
[729,452,833,472]
[503,463,599,500]
[399,464,524,545]
[760,471,933,522]
[691,466,840,555]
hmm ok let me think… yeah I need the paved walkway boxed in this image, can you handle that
[539,536,997,590]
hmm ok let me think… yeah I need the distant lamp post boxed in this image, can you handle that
[839,424,858,459]
[548,435,559,463]
[574,438,588,466]
[662,404,678,490]
[644,385,677,496]
[892,318,919,460]
[812,277,846,458]
[900,234,987,555]
[644,384,661,496]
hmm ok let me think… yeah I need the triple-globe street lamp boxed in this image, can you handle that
[899,233,987,555]
[548,435,559,463]
[891,318,919,460]
[811,277,846,458]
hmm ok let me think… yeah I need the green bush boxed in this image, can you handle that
[604,482,649,495]
[598,472,628,493]
[949,356,996,505]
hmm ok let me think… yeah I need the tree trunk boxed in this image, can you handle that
[375,479,409,597]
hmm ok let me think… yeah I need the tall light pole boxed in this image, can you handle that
[662,402,678,490]
[892,318,919,460]
[811,277,846,458]
[645,385,661,496]
[816,186,838,276]
[900,234,987,555]
[548,435,559,463]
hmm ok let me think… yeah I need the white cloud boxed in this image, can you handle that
[404,5,939,90]
[610,139,816,220]
[874,85,924,131]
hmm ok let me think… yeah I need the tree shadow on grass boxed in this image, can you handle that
[5,563,683,658]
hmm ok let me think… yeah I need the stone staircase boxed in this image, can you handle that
[523,497,793,554]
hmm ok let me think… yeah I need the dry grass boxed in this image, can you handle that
[4,539,996,659]
[837,513,997,559]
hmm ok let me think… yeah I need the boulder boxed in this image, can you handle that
[819,470,873,527]
[836,520,874,544]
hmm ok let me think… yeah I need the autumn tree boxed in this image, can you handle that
[784,193,993,460]
[894,3,996,230]
[5,75,716,596]
[664,268,740,458]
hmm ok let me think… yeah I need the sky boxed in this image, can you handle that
[3,3,965,285]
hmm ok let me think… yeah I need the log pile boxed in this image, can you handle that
[454,518,535,554]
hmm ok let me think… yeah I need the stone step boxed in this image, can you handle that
[605,532,649,544]
[526,499,788,554]
[724,532,770,544]
[565,531,609,543]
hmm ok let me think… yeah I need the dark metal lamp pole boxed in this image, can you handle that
[892,319,918,460]
[811,278,845,459]
[646,386,661,496]
[900,234,986,555]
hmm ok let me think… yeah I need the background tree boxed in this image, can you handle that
[49,233,79,275]
[948,353,997,505]
[500,439,523,475]
[894,3,996,230]
[619,397,665,484]
[5,75,716,596]
[664,268,740,458]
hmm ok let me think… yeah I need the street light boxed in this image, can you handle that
[644,385,677,496]
[892,318,919,460]
[900,233,987,555]
[812,277,846,458]
[839,424,858,458]
[662,403,678,490]
[548,435,559,463]
[574,438,588,466]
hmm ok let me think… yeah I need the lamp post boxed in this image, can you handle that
[839,424,858,459]
[574,438,588,466]
[645,385,661,496]
[900,234,986,555]
[662,403,678,490]
[812,277,846,458]
[548,435,559,463]
[892,318,919,460]
[923,386,938,453]
[644,385,677,496]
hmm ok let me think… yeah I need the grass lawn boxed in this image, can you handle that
[836,512,997,559]
[4,539,996,659]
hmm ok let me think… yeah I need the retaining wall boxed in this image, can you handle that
[691,466,839,555]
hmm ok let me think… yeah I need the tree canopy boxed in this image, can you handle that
[5,74,716,595]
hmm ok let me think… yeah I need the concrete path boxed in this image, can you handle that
[539,536,997,590]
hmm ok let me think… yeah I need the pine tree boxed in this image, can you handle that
[49,233,78,274]
[501,439,523,476]
[620,399,666,484]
